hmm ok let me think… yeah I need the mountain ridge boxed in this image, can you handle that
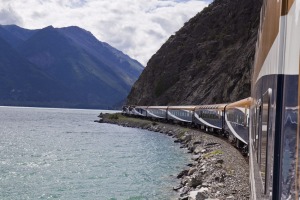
[0,25,144,109]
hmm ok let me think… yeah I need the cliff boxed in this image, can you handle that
[127,0,262,106]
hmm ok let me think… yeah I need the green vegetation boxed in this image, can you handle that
[203,149,223,159]
[152,121,158,126]
[109,113,119,120]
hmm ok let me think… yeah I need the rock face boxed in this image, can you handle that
[127,0,262,106]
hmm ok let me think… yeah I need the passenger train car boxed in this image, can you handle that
[194,104,226,132]
[123,100,250,150]
[123,0,300,199]
[250,0,299,199]
[225,98,251,149]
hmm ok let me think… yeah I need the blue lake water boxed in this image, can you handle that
[0,107,189,200]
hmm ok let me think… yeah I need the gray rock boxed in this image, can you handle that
[214,172,226,182]
[188,173,202,188]
[188,188,209,200]
[193,141,201,145]
[215,163,222,168]
[188,167,197,176]
[180,144,188,148]
[181,133,192,142]
[173,184,183,191]
[201,149,207,153]
[187,163,195,167]
[174,139,182,143]
[179,195,189,200]
[177,169,189,178]
[216,159,224,164]
[226,195,235,199]
[191,154,201,161]
[216,183,225,187]
[194,146,204,154]
[181,177,189,185]
[179,186,190,195]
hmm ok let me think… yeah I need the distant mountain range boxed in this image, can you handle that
[0,25,143,109]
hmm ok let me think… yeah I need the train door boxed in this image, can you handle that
[262,89,272,196]
[255,88,272,196]
[256,100,261,165]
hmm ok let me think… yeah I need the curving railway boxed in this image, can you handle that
[124,0,300,199]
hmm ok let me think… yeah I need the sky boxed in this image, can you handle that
[0,0,211,66]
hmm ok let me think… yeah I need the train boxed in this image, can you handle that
[250,0,299,199]
[123,98,250,153]
[124,0,300,199]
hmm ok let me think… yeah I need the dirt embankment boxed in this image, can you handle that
[96,113,249,200]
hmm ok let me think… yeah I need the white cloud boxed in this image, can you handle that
[0,5,23,25]
[0,0,211,66]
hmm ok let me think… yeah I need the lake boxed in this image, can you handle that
[0,106,189,200]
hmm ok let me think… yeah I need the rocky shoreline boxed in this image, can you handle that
[96,113,250,200]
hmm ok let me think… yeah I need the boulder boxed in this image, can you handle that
[188,188,208,200]
[181,133,192,143]
[226,195,235,199]
[177,169,189,178]
[193,141,202,145]
[188,173,202,188]
[193,146,204,154]
[216,159,224,164]
[188,168,197,176]
[191,154,201,161]
[179,186,190,195]
[173,184,183,191]
[179,195,189,200]
[214,172,226,182]
[201,149,207,153]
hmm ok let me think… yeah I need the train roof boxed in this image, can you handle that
[167,105,196,110]
[134,106,149,109]
[195,103,227,110]
[226,97,252,109]
[147,106,168,109]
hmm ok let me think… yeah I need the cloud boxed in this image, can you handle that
[0,0,211,66]
[0,5,23,25]
[56,0,88,8]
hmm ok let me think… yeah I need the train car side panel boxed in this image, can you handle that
[250,0,300,199]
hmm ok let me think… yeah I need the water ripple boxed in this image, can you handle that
[0,107,189,200]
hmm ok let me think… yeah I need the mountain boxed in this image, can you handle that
[0,25,39,48]
[0,25,144,108]
[127,0,262,106]
[0,36,72,106]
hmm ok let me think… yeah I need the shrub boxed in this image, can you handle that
[109,114,119,120]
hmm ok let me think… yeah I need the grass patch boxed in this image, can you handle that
[152,121,158,126]
[109,113,119,120]
[203,149,223,159]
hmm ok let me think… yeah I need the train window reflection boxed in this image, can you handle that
[261,90,271,195]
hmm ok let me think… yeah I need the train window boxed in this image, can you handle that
[260,89,272,195]
[256,103,262,165]
[253,105,258,152]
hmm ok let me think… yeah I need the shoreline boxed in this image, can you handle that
[97,113,250,200]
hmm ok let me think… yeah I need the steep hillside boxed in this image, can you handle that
[0,25,39,47]
[0,25,144,108]
[58,26,142,86]
[0,37,72,106]
[127,0,262,106]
